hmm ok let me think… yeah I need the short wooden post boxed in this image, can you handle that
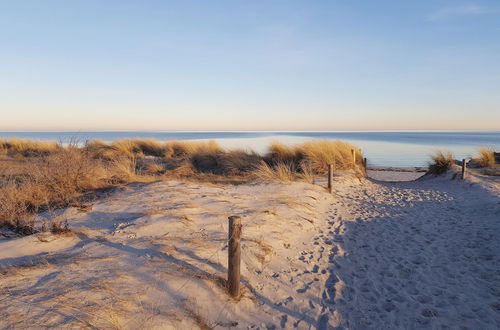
[351,149,356,167]
[363,157,367,169]
[228,216,242,298]
[328,164,333,193]
[461,159,466,180]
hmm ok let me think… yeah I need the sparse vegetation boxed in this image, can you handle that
[428,151,454,175]
[0,138,364,234]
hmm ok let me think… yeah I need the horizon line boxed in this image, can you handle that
[1,129,499,133]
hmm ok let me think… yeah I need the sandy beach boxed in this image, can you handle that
[2,0,500,327]
[1,167,498,329]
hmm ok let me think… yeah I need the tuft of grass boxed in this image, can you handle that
[428,151,454,175]
[476,148,495,167]
[253,161,296,182]
[191,149,261,175]
[135,159,166,176]
[265,140,363,174]
[133,139,166,157]
[267,141,303,166]
[164,140,222,159]
[299,140,362,173]
[110,139,140,158]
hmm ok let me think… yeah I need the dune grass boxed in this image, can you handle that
[0,145,136,234]
[0,138,364,234]
[475,148,495,168]
[428,151,454,175]
[0,138,60,157]
[265,140,363,173]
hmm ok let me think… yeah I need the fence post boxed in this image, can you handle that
[328,164,333,193]
[461,159,466,180]
[363,157,367,169]
[228,216,242,298]
[351,149,356,167]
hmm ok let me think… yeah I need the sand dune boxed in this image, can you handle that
[1,170,498,329]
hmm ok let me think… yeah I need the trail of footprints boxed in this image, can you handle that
[265,182,499,329]
[270,207,346,329]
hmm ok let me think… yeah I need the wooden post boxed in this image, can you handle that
[351,149,356,167]
[461,159,466,180]
[363,157,367,169]
[228,216,242,298]
[328,164,333,193]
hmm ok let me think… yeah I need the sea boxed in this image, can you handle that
[1,131,499,168]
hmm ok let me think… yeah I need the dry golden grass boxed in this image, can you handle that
[191,149,261,175]
[265,140,363,173]
[267,141,302,165]
[0,146,136,233]
[0,138,60,156]
[428,151,454,175]
[253,161,296,182]
[105,139,223,159]
[476,148,495,168]
[164,140,222,158]
[0,138,364,234]
[299,140,362,173]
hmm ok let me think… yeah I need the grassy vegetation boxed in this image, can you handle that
[0,144,135,234]
[0,138,60,157]
[428,151,454,175]
[475,148,495,168]
[268,140,363,173]
[0,138,363,234]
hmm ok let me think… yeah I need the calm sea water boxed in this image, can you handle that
[1,131,499,167]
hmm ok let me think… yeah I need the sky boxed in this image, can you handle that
[0,0,499,131]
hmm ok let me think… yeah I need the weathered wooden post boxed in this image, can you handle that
[328,164,333,193]
[227,216,242,298]
[363,157,367,169]
[461,159,467,180]
[351,149,356,167]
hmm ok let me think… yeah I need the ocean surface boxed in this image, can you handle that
[1,131,499,167]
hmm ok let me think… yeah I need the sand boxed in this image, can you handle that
[1,169,499,329]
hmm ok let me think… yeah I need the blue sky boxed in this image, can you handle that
[1,0,499,131]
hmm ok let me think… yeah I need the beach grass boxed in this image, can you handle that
[0,138,364,234]
[475,147,495,168]
[428,151,454,175]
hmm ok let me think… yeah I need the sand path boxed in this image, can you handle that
[1,175,499,329]
[276,176,500,329]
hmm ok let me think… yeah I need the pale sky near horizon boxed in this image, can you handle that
[1,1,499,131]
